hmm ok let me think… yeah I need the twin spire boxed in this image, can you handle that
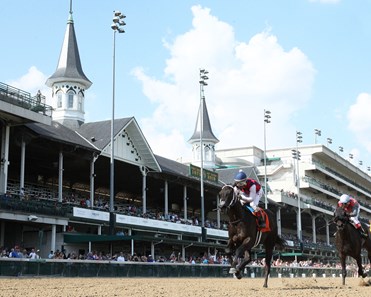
[46,0,91,130]
[46,1,219,163]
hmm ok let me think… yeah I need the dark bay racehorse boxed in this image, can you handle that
[333,206,371,285]
[218,185,286,288]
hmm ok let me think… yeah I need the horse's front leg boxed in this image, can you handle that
[225,238,235,255]
[356,256,367,278]
[340,254,347,285]
[236,249,252,273]
[229,237,251,279]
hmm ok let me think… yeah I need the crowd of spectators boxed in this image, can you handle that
[3,244,367,274]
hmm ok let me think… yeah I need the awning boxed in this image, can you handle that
[63,233,227,249]
[280,252,303,257]
[64,233,135,243]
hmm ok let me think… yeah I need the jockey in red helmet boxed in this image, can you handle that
[338,194,368,238]
[233,170,265,228]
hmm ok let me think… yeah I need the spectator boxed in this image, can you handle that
[117,252,125,262]
[147,255,154,262]
[1,191,11,202]
[29,248,40,259]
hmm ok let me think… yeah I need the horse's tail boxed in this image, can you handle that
[275,235,286,250]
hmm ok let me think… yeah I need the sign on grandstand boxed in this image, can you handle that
[189,164,218,183]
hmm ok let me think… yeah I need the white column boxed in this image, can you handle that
[183,186,187,221]
[325,218,330,245]
[164,180,168,216]
[216,193,221,229]
[128,229,134,256]
[142,171,147,214]
[276,208,282,236]
[20,140,26,191]
[312,215,317,244]
[58,151,63,202]
[90,158,95,208]
[51,224,56,253]
[151,242,154,259]
[0,125,10,193]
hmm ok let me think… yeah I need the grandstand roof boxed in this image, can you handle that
[25,121,97,151]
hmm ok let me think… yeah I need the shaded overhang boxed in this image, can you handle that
[63,233,227,249]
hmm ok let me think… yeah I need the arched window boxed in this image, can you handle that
[57,93,62,108]
[78,94,83,111]
[68,91,74,108]
[205,145,211,161]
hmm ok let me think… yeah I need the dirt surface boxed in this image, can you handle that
[0,277,370,297]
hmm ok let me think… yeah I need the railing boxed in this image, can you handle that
[0,82,52,117]
[0,258,351,278]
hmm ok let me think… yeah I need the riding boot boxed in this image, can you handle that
[358,227,368,238]
[255,210,266,228]
[258,215,266,228]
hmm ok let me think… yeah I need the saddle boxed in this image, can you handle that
[245,206,271,232]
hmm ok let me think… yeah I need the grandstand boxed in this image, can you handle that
[1,3,371,268]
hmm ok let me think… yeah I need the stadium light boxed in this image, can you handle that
[314,129,321,144]
[263,109,271,209]
[294,131,303,241]
[109,10,126,234]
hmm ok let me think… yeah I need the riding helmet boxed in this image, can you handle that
[339,194,350,204]
[234,170,247,182]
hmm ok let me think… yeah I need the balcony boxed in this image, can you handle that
[0,82,52,125]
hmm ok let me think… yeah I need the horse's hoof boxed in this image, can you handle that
[229,268,237,274]
[234,272,242,280]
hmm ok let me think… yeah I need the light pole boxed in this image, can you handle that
[314,129,321,144]
[199,69,208,232]
[109,11,125,233]
[263,109,271,209]
[292,131,303,241]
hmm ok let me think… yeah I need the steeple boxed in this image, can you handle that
[188,81,219,169]
[46,1,92,130]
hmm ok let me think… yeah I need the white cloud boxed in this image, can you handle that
[7,66,51,105]
[134,5,315,161]
[347,93,371,153]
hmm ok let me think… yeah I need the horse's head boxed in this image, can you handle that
[218,185,238,210]
[334,207,350,230]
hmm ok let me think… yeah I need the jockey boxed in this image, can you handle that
[338,194,368,238]
[233,170,266,228]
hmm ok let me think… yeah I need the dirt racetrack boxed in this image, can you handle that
[0,276,370,297]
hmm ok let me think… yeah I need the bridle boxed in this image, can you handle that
[219,184,239,209]
[334,209,349,230]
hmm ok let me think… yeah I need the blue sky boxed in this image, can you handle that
[1,0,371,173]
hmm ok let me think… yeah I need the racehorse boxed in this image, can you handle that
[333,206,371,285]
[218,185,286,288]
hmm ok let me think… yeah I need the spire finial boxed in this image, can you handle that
[68,0,73,23]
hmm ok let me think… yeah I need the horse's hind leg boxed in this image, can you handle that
[263,248,274,288]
